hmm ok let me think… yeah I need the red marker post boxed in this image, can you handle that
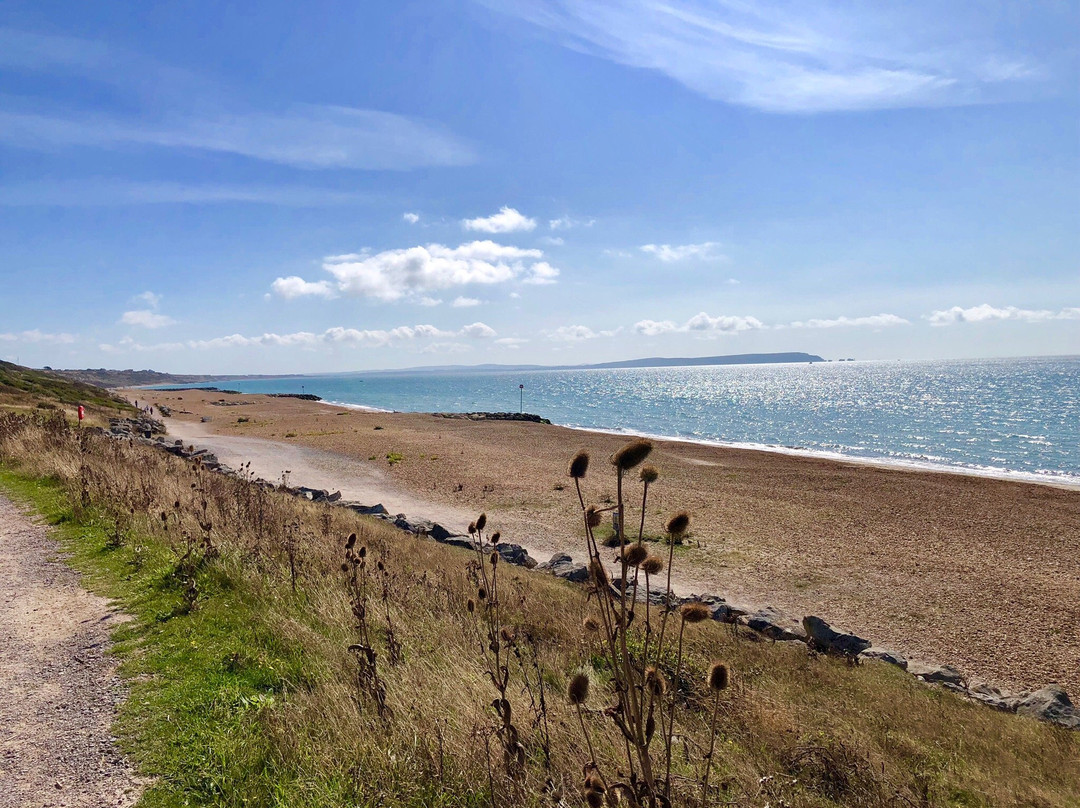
[77,404,84,427]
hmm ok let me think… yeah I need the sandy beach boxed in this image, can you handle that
[127,388,1080,696]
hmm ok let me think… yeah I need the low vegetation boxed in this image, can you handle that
[0,360,133,420]
[0,406,1077,807]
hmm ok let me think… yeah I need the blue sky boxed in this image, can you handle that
[0,0,1077,373]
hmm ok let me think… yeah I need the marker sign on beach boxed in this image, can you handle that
[77,405,84,422]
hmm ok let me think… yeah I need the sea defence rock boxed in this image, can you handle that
[738,606,807,642]
[432,412,552,424]
[536,552,589,583]
[907,661,965,687]
[858,647,908,670]
[495,543,538,568]
[802,615,872,657]
[1017,686,1080,729]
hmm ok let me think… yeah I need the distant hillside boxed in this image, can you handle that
[48,368,296,388]
[0,361,132,414]
[384,351,826,374]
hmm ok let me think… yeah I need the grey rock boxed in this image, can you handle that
[536,552,589,583]
[442,536,481,552]
[907,661,965,687]
[326,491,341,503]
[1016,686,1080,730]
[349,503,389,516]
[802,615,872,656]
[738,607,806,642]
[709,601,751,623]
[495,543,538,568]
[965,681,1019,713]
[858,647,908,670]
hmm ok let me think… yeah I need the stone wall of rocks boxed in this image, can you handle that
[110,420,1078,732]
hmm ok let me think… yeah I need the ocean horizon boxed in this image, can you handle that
[150,355,1080,487]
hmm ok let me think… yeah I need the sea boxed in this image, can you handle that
[156,356,1080,486]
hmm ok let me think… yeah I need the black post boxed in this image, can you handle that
[519,384,524,413]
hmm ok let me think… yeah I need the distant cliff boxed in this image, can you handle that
[46,368,298,388]
[584,352,825,369]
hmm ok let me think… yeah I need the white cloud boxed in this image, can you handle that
[539,236,565,246]
[270,276,337,300]
[603,248,634,258]
[0,179,368,207]
[495,337,528,347]
[524,261,560,285]
[462,206,537,233]
[787,313,909,329]
[452,296,482,307]
[134,291,162,308]
[274,241,558,302]
[549,325,599,341]
[927,304,1080,326]
[120,309,177,329]
[640,242,724,262]
[418,296,443,307]
[99,321,498,353]
[0,329,76,344]
[634,312,765,336]
[484,1,1052,112]
[403,212,420,224]
[549,215,595,230]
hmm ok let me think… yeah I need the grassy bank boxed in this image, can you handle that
[1,411,1078,807]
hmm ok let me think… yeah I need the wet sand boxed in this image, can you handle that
[129,389,1080,695]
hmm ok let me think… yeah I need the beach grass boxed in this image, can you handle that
[0,409,1078,807]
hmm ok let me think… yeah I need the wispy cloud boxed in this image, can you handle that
[927,304,1080,326]
[462,206,537,233]
[640,241,724,262]
[272,240,559,303]
[0,329,76,344]
[785,313,909,329]
[549,215,595,230]
[452,296,482,307]
[100,322,498,353]
[547,324,621,341]
[120,310,177,329]
[481,1,1052,112]
[403,212,420,224]
[634,312,765,336]
[0,179,369,207]
[0,28,474,170]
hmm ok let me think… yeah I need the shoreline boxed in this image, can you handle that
[124,388,1080,696]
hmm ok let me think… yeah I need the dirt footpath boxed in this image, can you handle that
[0,494,140,808]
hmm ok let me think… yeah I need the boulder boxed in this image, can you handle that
[495,543,538,568]
[965,681,1020,713]
[907,661,965,687]
[349,503,389,516]
[858,647,908,670]
[536,552,589,583]
[708,601,751,623]
[738,607,806,642]
[1016,686,1080,730]
[802,615,872,657]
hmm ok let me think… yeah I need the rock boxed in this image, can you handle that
[428,523,458,542]
[326,491,341,503]
[536,552,589,583]
[858,647,908,670]
[709,601,751,623]
[1016,686,1080,730]
[442,536,480,552]
[738,606,807,642]
[965,681,1019,712]
[907,661,965,687]
[495,543,538,568]
[802,615,872,657]
[348,503,389,516]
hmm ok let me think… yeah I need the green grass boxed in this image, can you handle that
[0,471,322,807]
[0,360,132,413]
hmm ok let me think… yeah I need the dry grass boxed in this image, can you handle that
[1,410,1077,807]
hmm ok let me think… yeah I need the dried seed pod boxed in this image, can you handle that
[491,531,501,544]
[467,598,475,613]
[679,601,711,624]
[568,671,591,705]
[490,551,499,567]
[588,559,609,587]
[569,451,590,479]
[477,587,487,601]
[709,661,730,692]
[476,512,487,531]
[666,512,690,536]
[468,521,477,535]
[345,532,356,550]
[623,543,648,566]
[583,616,601,632]
[641,555,664,575]
[645,665,667,696]
[611,439,653,471]
[586,505,602,528]
[639,465,659,483]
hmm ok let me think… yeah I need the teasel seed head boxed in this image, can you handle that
[588,559,609,587]
[477,586,487,601]
[584,790,603,808]
[340,563,349,572]
[644,665,667,696]
[568,671,590,705]
[583,770,605,792]
[490,551,499,567]
[586,505,602,528]
[569,451,590,479]
[623,542,648,566]
[476,512,487,531]
[345,532,356,550]
[680,601,711,624]
[468,521,477,535]
[639,465,659,484]
[491,531,501,544]
[611,439,653,471]
[641,555,664,576]
[708,661,730,692]
[666,512,690,536]
[358,546,367,558]
[583,615,600,632]
[467,598,475,613]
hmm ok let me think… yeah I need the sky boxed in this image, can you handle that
[0,0,1077,374]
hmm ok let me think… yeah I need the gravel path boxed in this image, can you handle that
[0,494,141,808]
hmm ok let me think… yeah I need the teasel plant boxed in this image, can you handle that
[567,441,729,807]
[341,532,389,718]
[465,514,527,799]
